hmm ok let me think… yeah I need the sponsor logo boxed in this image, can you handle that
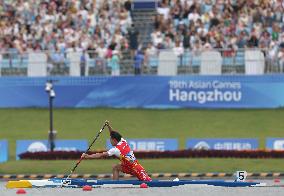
[26,141,78,152]
[193,142,210,150]
[27,142,48,152]
[273,140,284,150]
[129,141,166,151]
[266,138,284,150]
[106,139,178,151]
[187,139,258,150]
[16,140,88,160]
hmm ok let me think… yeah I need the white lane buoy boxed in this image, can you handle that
[173,178,180,182]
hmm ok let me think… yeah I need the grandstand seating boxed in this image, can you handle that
[0,0,283,76]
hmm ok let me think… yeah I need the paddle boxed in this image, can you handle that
[62,122,107,186]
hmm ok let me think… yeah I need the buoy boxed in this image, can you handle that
[82,185,92,191]
[274,178,281,183]
[16,189,26,194]
[173,178,180,181]
[140,183,148,188]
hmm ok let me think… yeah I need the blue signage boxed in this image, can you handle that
[266,138,284,150]
[0,140,8,163]
[16,140,88,160]
[1,75,284,108]
[186,138,259,150]
[106,139,178,151]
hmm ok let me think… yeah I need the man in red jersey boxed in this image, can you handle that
[81,120,152,181]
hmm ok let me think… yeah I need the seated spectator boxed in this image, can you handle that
[145,43,158,67]
[157,1,170,20]
[247,34,259,48]
[223,44,236,57]
[153,31,164,48]
[173,40,184,57]
[164,35,174,49]
[50,47,66,68]
[192,40,202,56]
[203,42,213,51]
[188,8,201,23]
[95,42,104,56]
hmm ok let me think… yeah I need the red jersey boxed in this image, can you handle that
[107,138,151,181]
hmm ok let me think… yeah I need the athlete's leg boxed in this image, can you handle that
[112,164,122,180]
[134,164,152,181]
[121,164,136,176]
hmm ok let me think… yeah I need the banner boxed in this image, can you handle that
[0,140,8,163]
[266,138,284,150]
[16,140,88,160]
[106,139,178,151]
[186,138,259,150]
[1,75,284,108]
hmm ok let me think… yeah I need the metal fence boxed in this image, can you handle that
[0,48,282,77]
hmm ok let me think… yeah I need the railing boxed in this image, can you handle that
[0,48,282,77]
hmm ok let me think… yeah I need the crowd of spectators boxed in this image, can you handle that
[147,0,284,71]
[0,0,132,75]
[2,0,284,74]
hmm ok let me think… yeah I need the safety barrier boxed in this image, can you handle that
[0,48,282,76]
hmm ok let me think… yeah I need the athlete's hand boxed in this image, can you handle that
[81,153,88,159]
[105,120,110,126]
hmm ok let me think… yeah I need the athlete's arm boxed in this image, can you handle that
[105,120,114,134]
[81,152,109,159]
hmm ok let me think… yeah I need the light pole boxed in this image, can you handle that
[45,80,56,151]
